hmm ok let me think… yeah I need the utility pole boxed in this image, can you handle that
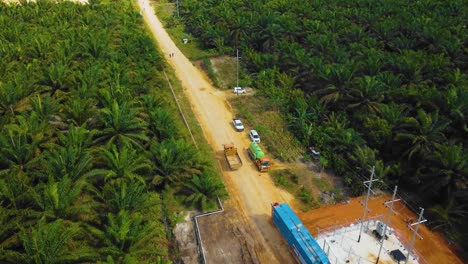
[236,48,239,88]
[376,186,400,263]
[176,0,180,17]
[405,208,426,264]
[358,166,377,243]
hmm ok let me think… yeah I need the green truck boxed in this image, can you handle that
[247,142,272,172]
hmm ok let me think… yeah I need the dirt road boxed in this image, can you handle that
[138,1,296,263]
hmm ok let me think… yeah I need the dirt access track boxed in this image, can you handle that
[138,1,296,263]
[137,2,464,264]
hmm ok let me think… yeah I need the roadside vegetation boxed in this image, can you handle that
[176,0,467,249]
[0,0,225,263]
[231,95,302,161]
[153,0,216,60]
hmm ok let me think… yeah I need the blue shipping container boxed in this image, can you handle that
[272,203,329,264]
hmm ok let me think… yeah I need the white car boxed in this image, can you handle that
[232,119,244,131]
[249,130,260,143]
[233,87,246,94]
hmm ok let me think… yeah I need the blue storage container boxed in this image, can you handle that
[272,203,330,264]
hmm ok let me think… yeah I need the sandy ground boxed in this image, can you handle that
[298,195,465,264]
[137,1,296,263]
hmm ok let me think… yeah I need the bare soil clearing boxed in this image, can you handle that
[298,195,465,264]
[138,1,295,263]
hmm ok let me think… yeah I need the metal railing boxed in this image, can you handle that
[193,197,224,264]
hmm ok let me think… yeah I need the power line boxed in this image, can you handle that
[376,186,400,264]
[357,166,377,243]
[340,161,426,218]
[405,208,426,264]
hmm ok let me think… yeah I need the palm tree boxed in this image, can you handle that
[445,84,468,133]
[58,125,94,151]
[42,144,97,182]
[348,145,378,173]
[149,139,207,188]
[347,75,386,113]
[417,143,467,201]
[100,180,152,214]
[0,81,31,119]
[97,144,152,184]
[29,95,60,124]
[0,119,42,175]
[23,33,51,60]
[39,61,70,97]
[86,210,166,261]
[183,173,226,211]
[62,98,98,128]
[348,144,391,183]
[139,94,163,112]
[277,42,311,85]
[322,113,365,153]
[376,71,402,91]
[394,109,450,159]
[379,103,408,127]
[81,30,110,60]
[287,106,314,144]
[0,168,33,210]
[254,12,282,52]
[94,100,148,149]
[147,108,179,141]
[17,218,96,263]
[394,49,426,83]
[0,207,30,261]
[314,64,357,106]
[74,65,103,99]
[427,198,468,237]
[358,48,385,75]
[31,176,90,220]
[229,15,251,46]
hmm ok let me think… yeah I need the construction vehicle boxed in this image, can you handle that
[224,143,243,170]
[247,142,272,172]
[272,203,330,264]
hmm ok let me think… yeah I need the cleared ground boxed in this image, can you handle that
[298,195,464,264]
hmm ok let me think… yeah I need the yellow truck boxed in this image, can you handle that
[224,143,243,170]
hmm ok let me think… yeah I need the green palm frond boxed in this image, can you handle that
[98,144,151,184]
[149,139,207,188]
[183,173,226,211]
[19,218,79,263]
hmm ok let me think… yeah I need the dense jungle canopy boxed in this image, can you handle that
[179,0,468,247]
[0,1,224,263]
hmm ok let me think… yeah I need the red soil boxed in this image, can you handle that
[297,195,465,264]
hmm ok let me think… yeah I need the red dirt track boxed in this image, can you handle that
[297,195,464,264]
